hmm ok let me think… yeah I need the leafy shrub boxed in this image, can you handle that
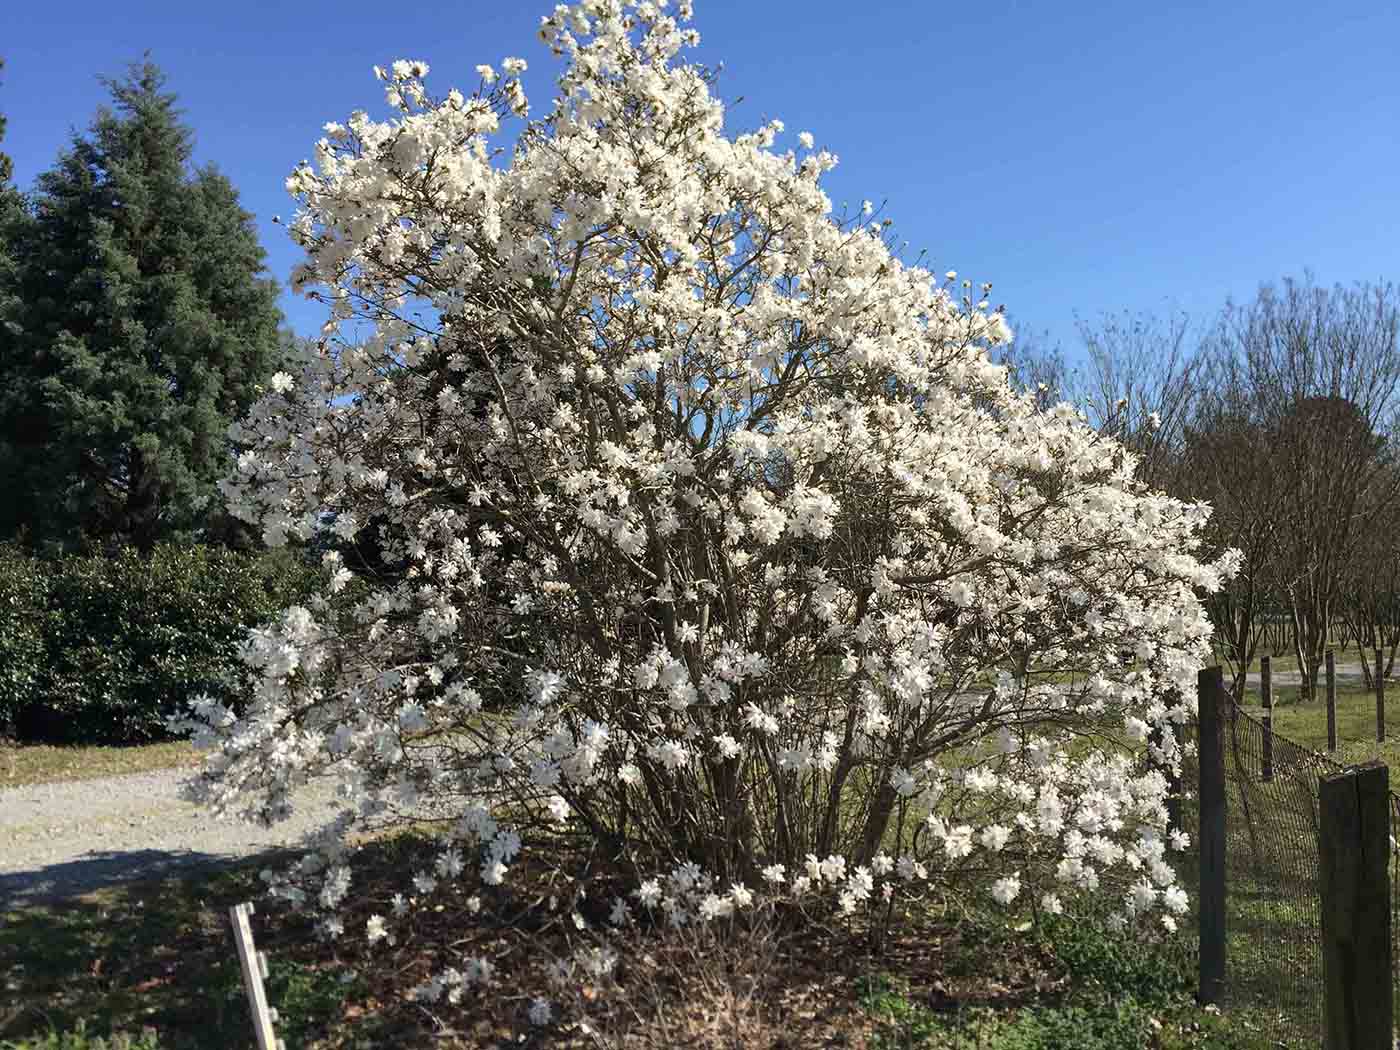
[0,544,49,728]
[0,542,320,743]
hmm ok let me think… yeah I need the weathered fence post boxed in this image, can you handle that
[1260,655,1273,782]
[1197,666,1227,1007]
[229,902,285,1050]
[1375,648,1386,743]
[1326,649,1337,752]
[1318,762,1392,1050]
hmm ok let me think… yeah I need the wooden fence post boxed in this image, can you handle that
[1260,655,1273,782]
[1197,666,1227,1007]
[229,902,285,1050]
[1326,649,1337,752]
[1318,762,1392,1050]
[1375,648,1386,744]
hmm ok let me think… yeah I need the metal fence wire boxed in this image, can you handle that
[1174,698,1400,1049]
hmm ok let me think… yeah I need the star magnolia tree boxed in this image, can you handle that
[178,0,1236,1003]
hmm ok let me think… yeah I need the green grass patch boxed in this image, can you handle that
[1258,685,1400,768]
[857,911,1279,1050]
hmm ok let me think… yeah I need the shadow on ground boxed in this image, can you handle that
[0,843,349,1050]
[0,847,298,910]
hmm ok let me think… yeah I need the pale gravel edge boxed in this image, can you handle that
[0,765,347,908]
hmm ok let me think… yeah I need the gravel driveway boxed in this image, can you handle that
[1243,661,1373,687]
[0,768,347,908]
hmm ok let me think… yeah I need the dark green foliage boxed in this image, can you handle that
[0,542,321,743]
[1035,912,1192,1006]
[0,543,49,709]
[0,59,24,356]
[0,59,287,553]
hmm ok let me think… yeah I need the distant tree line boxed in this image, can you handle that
[999,275,1400,699]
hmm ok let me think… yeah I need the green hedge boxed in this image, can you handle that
[0,544,49,711]
[0,542,322,744]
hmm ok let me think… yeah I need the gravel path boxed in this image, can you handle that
[0,768,347,908]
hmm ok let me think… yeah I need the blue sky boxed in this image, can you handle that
[5,0,1398,357]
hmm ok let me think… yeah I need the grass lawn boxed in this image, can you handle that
[1247,685,1400,769]
[0,853,376,1050]
[0,741,202,789]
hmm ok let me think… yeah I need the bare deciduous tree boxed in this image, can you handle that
[1335,499,1400,686]
[1074,308,1204,493]
[992,319,1072,412]
[1207,276,1400,698]
[1180,388,1288,698]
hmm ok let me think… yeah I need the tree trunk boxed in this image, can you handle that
[856,781,898,867]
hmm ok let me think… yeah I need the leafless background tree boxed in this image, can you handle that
[1058,276,1400,694]
[1073,307,1204,493]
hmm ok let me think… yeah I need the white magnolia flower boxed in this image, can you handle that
[365,914,389,944]
[980,824,1011,852]
[991,874,1021,906]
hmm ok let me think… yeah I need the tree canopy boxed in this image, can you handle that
[0,59,287,552]
[0,57,23,359]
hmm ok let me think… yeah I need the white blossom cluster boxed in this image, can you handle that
[174,0,1237,1011]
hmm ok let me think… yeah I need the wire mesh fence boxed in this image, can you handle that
[1174,685,1400,1048]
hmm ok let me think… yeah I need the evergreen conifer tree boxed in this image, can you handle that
[0,59,286,552]
[0,58,30,419]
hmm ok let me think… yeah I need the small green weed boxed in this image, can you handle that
[262,957,366,1049]
[0,1020,163,1049]
[1035,913,1191,1005]
[857,971,1157,1050]
[855,973,943,1048]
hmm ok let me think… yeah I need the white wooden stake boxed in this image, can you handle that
[229,901,286,1050]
